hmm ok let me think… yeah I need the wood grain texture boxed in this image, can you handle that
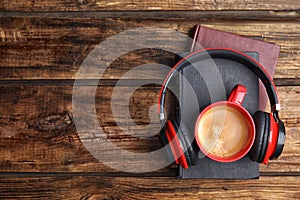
[0,1,299,197]
[0,176,299,199]
[0,0,299,11]
[0,18,299,81]
[0,85,299,173]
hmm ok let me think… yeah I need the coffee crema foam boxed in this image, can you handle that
[197,105,250,157]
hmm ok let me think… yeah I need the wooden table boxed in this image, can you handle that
[0,1,299,199]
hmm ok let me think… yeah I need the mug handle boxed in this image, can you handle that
[227,84,247,105]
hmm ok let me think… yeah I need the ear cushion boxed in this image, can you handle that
[174,118,199,166]
[249,111,270,163]
[257,112,270,163]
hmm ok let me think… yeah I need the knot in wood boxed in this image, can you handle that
[35,113,72,132]
[78,0,88,4]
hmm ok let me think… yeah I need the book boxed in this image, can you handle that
[178,51,260,179]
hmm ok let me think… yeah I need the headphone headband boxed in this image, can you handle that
[158,48,280,123]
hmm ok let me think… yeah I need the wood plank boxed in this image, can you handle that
[0,176,299,199]
[0,85,299,173]
[0,18,299,80]
[0,0,299,11]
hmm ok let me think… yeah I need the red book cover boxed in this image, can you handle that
[190,25,280,110]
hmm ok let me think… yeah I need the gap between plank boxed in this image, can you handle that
[0,171,298,178]
[0,10,299,20]
[0,79,298,87]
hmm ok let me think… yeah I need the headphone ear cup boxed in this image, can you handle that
[271,119,285,159]
[167,120,189,169]
[249,111,270,163]
[174,119,199,166]
[159,126,178,164]
[172,119,192,167]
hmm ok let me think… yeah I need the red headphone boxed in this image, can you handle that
[158,48,285,169]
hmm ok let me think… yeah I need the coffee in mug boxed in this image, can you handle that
[195,85,255,162]
[197,104,252,157]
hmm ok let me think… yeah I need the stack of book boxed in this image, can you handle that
[178,25,280,179]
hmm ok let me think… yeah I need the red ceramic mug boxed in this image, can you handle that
[195,85,255,162]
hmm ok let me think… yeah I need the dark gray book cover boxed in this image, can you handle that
[177,52,260,179]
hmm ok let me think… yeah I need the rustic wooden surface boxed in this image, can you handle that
[0,1,299,199]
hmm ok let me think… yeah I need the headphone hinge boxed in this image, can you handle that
[273,110,280,123]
